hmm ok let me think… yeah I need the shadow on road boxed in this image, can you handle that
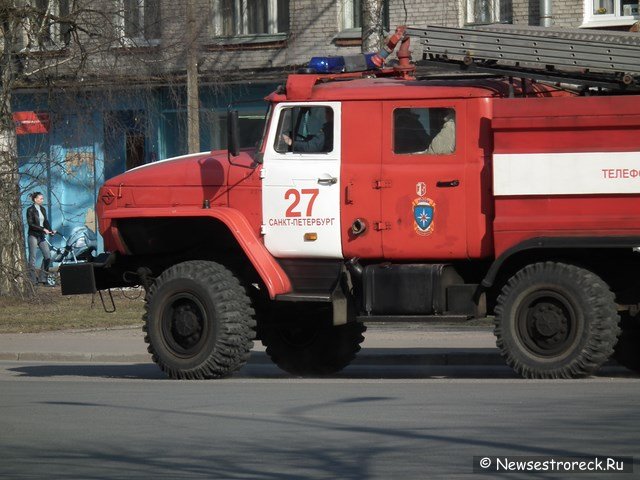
[7,362,520,380]
[8,363,166,379]
[3,391,640,479]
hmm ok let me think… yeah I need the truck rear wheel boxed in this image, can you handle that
[143,260,256,379]
[261,322,366,376]
[494,262,620,379]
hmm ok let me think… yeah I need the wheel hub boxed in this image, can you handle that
[517,291,578,357]
[161,295,207,355]
[174,305,201,337]
[531,304,566,337]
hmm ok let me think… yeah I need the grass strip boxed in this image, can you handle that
[0,287,145,333]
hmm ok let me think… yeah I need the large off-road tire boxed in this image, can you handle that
[261,322,366,376]
[613,313,640,373]
[494,262,620,379]
[144,260,256,379]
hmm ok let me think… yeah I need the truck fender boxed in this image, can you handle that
[481,236,640,289]
[104,207,292,298]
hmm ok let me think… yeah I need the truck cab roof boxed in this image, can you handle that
[273,74,571,103]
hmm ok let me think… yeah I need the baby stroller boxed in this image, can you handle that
[44,226,97,285]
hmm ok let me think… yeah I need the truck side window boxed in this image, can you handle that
[393,108,456,155]
[274,106,334,154]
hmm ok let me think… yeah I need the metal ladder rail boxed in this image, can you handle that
[462,24,640,47]
[419,30,640,73]
[407,26,640,74]
[406,25,640,86]
[413,58,630,91]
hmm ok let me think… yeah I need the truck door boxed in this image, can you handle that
[261,102,343,258]
[380,101,467,259]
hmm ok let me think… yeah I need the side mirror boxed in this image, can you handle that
[227,109,240,157]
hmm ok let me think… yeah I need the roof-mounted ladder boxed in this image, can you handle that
[406,24,640,90]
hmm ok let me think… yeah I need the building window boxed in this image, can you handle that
[393,108,456,155]
[31,0,72,47]
[340,0,389,31]
[118,0,161,43]
[584,0,639,25]
[341,0,362,30]
[465,0,512,25]
[213,0,289,36]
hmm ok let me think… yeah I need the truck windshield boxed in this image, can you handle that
[257,103,274,154]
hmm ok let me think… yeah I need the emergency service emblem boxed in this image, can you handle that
[413,182,435,236]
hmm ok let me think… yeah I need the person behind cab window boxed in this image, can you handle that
[427,109,456,155]
[283,108,334,153]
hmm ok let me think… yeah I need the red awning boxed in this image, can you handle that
[13,111,50,135]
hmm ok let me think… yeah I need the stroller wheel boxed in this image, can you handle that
[46,274,56,286]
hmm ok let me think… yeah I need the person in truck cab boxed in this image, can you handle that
[427,109,456,155]
[282,107,334,153]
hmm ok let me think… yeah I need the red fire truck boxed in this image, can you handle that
[61,25,640,380]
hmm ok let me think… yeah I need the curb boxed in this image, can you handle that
[0,349,504,366]
[0,352,152,363]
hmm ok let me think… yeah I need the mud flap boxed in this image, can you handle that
[59,263,97,295]
[331,266,356,326]
[331,282,348,326]
[59,252,116,295]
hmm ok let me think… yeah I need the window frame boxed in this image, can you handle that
[212,0,289,37]
[463,0,502,25]
[212,108,267,150]
[337,0,389,35]
[29,0,72,49]
[116,0,161,47]
[340,0,361,30]
[392,107,457,156]
[582,0,639,27]
[273,105,335,155]
[266,102,341,161]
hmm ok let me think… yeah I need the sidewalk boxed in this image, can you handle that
[0,324,501,365]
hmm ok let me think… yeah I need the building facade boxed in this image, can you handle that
[14,0,639,255]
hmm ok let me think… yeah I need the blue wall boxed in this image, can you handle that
[15,82,277,265]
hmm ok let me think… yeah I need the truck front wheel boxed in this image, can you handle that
[494,262,620,379]
[143,260,256,379]
[261,322,366,376]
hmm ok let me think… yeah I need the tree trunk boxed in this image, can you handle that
[361,0,385,53]
[0,91,31,298]
[186,0,200,153]
[1,7,32,298]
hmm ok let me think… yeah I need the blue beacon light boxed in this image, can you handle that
[308,56,346,73]
[307,53,379,73]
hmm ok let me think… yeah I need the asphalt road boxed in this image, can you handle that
[1,361,639,479]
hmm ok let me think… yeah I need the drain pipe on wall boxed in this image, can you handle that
[540,0,553,27]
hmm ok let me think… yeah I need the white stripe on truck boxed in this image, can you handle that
[493,151,640,196]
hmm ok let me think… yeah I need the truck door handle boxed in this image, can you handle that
[317,176,338,185]
[436,179,460,188]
